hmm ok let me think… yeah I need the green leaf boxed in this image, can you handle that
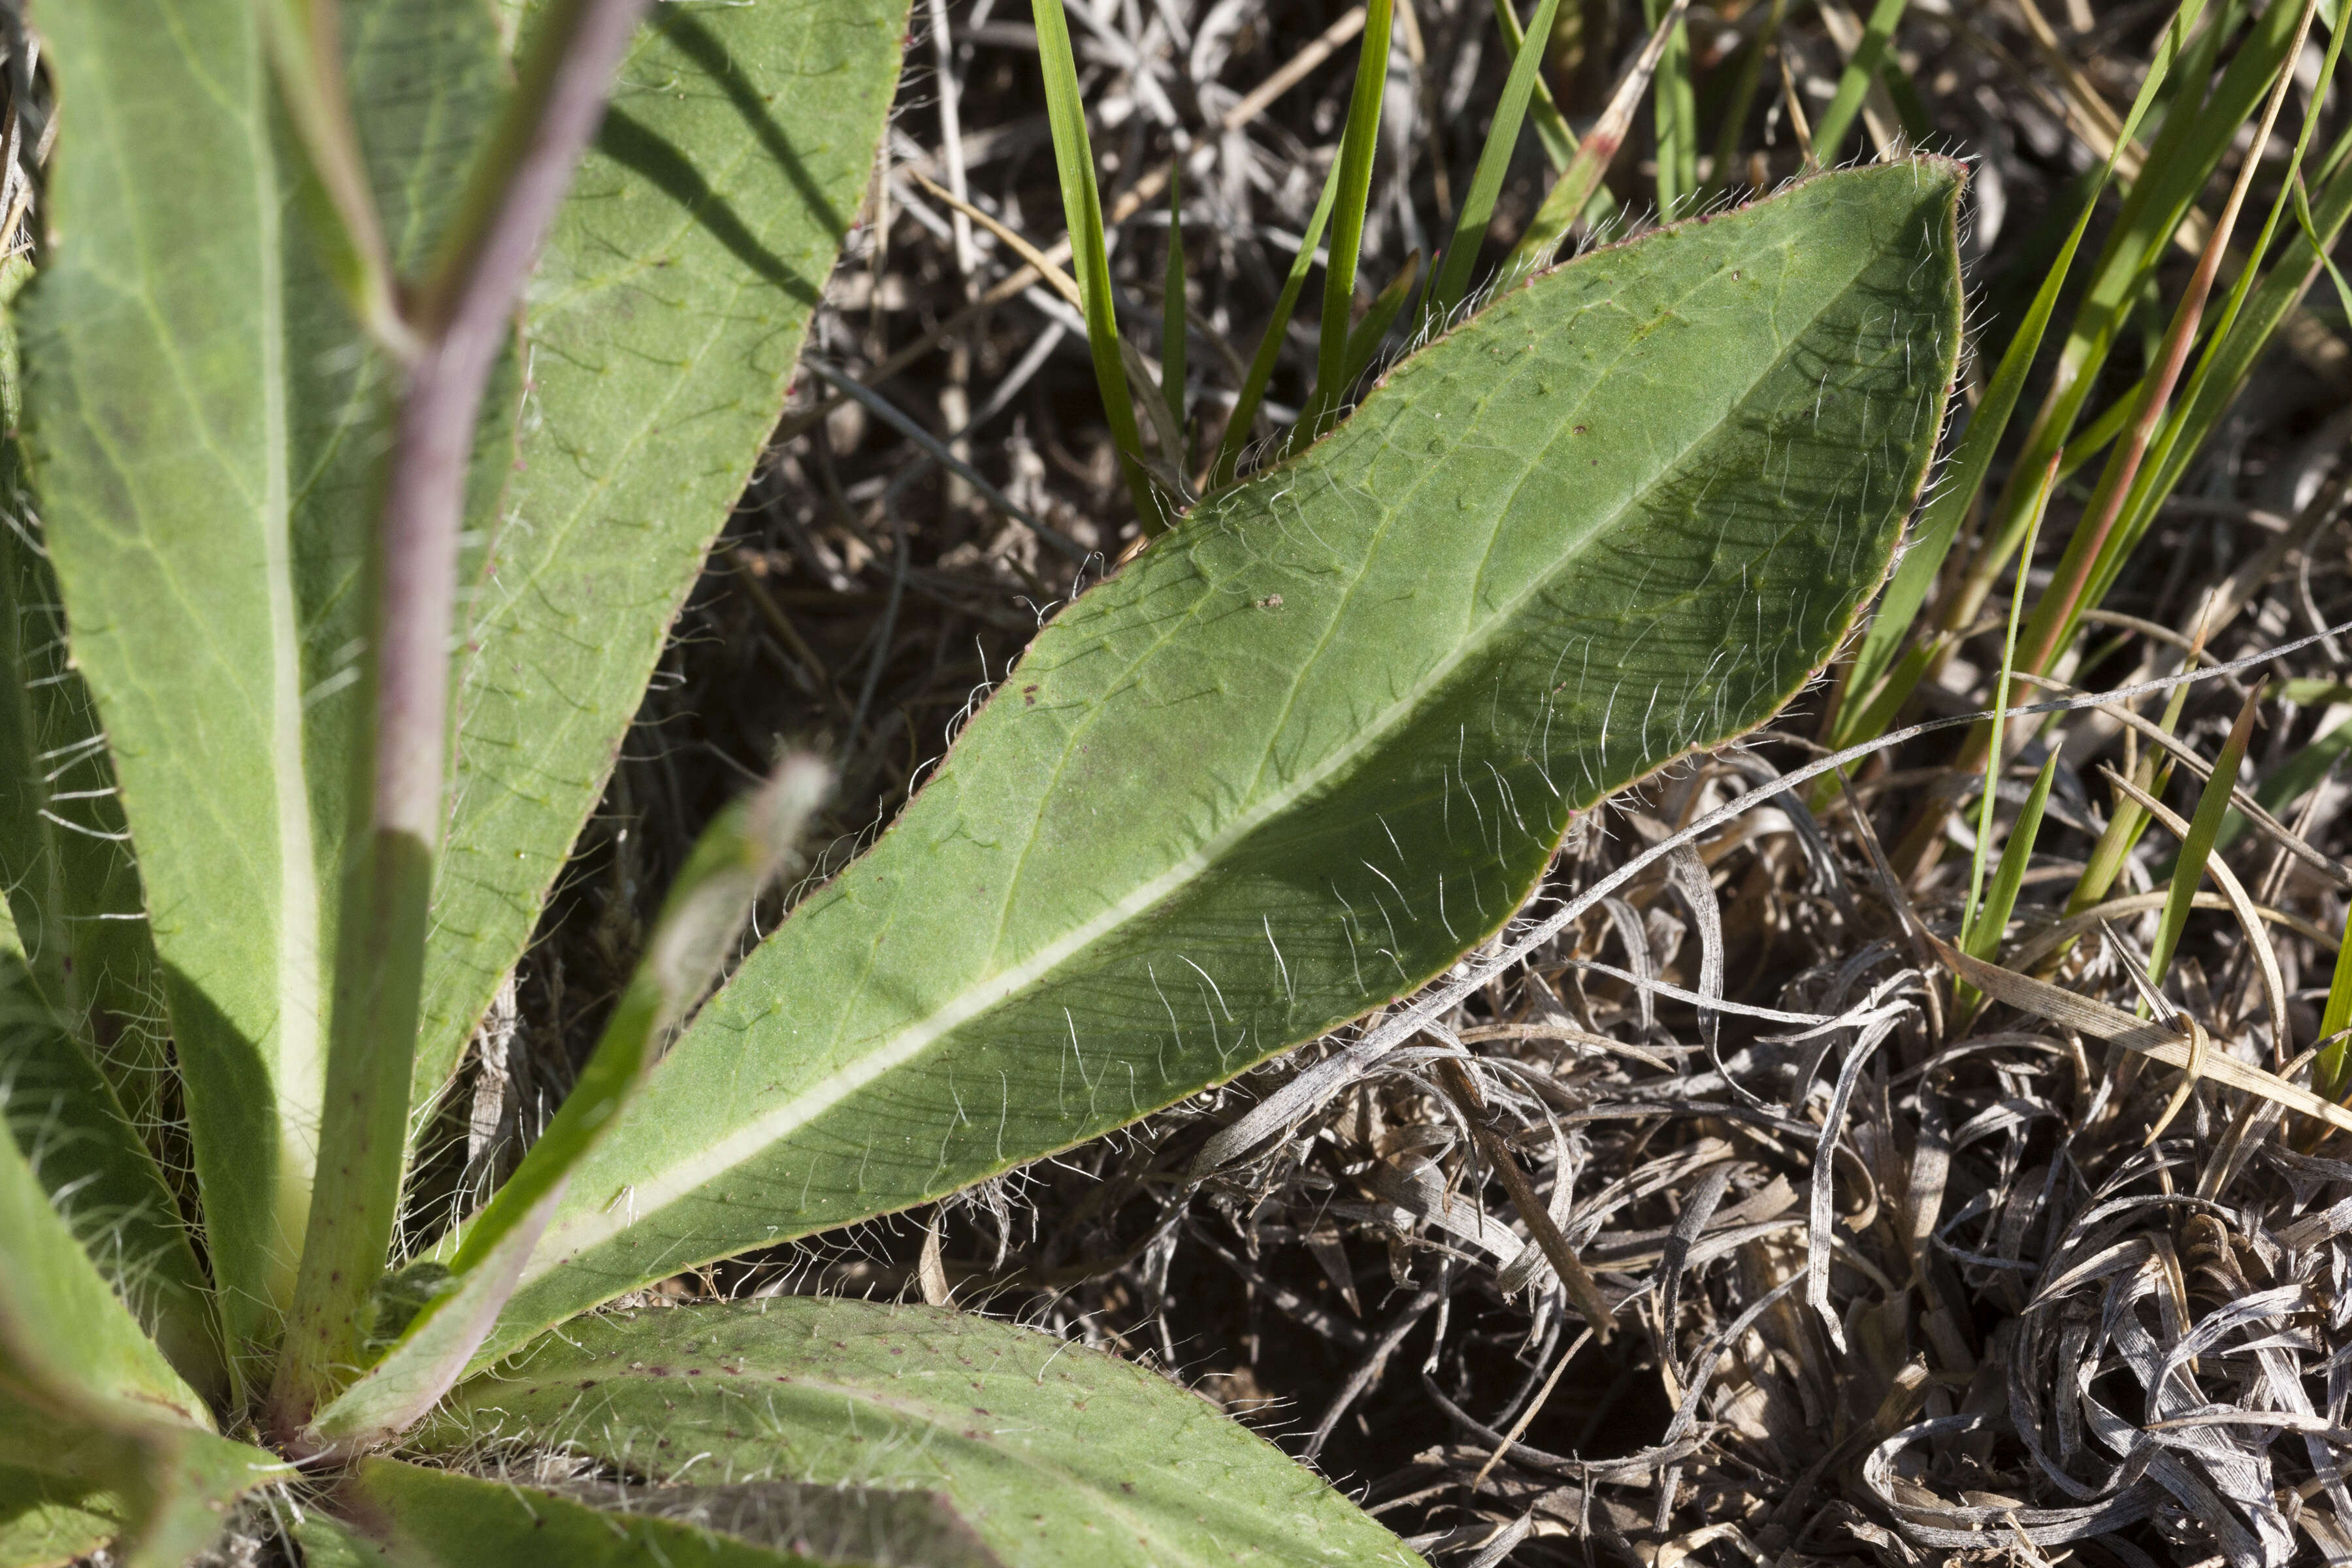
[0,244,174,1156]
[0,1465,120,1568]
[425,1298,1424,1568]
[0,1051,209,1430]
[411,0,910,1114]
[319,1457,962,1568]
[23,0,505,1368]
[0,952,223,1407]
[484,161,1965,1352]
[0,1083,280,1568]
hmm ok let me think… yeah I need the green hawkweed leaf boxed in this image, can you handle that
[410,0,909,1117]
[0,932,223,1406]
[422,1298,1424,1568]
[478,161,1967,1354]
[22,0,506,1371]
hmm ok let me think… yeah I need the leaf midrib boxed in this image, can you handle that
[249,23,323,1293]
[520,195,1891,1283]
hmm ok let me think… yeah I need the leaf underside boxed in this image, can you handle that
[483,159,1966,1354]
[422,1298,1426,1567]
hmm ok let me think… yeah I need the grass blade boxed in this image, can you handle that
[1810,0,1908,165]
[1834,0,2208,742]
[1428,0,1568,325]
[1645,0,1696,212]
[1708,0,1789,195]
[2147,689,2261,985]
[1966,745,2063,970]
[1296,250,1423,448]
[1210,157,1345,491]
[1032,0,1169,532]
[1162,164,1186,443]
[1505,0,1690,280]
[1493,0,1580,172]
[1964,452,2058,941]
[2008,0,2317,692]
[1944,0,2296,637]
[1311,0,1396,442]
[2319,899,2352,1100]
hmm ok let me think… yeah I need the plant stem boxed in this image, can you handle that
[268,0,653,1444]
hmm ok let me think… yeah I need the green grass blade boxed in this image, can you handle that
[2006,0,2319,691]
[474,163,1964,1359]
[1504,0,1687,283]
[423,1300,1428,1567]
[1494,0,1580,172]
[1947,0,2297,632]
[2319,898,2352,1100]
[1964,453,2057,942]
[1209,156,1345,491]
[1429,0,1568,325]
[1311,0,1396,439]
[1032,0,1168,532]
[1810,0,1908,165]
[1645,0,1696,212]
[1967,745,2063,969]
[1162,167,1186,447]
[1834,0,2207,740]
[1708,0,1789,195]
[2147,689,2261,985]
[2076,21,2352,625]
[1296,250,1423,449]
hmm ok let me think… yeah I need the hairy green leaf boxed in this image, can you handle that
[412,0,909,1114]
[0,253,170,1143]
[318,1458,923,1568]
[0,1466,120,1568]
[0,1050,208,1431]
[0,943,222,1405]
[22,0,505,1367]
[482,161,1964,1351]
[427,1299,1422,1567]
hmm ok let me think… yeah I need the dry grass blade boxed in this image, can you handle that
[1927,932,2352,1134]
